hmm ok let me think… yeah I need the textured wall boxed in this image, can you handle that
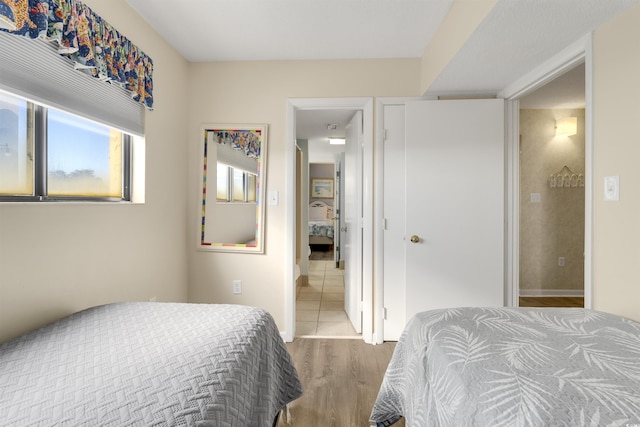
[519,109,585,294]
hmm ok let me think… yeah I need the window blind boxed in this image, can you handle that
[0,30,144,136]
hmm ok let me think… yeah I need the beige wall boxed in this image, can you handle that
[3,0,639,344]
[0,0,190,343]
[309,163,335,207]
[592,2,640,322]
[187,59,421,331]
[519,109,585,294]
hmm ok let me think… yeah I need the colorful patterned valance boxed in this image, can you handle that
[213,130,261,160]
[0,0,153,109]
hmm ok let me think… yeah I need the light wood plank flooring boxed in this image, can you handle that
[278,338,404,427]
[284,296,583,425]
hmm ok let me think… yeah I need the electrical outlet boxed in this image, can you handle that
[233,280,242,294]
[558,257,565,267]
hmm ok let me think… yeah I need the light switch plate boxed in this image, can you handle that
[268,190,279,206]
[604,176,619,201]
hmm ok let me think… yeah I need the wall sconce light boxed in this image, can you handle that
[329,138,345,145]
[555,117,577,137]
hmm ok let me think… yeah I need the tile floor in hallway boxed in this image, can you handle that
[296,260,360,337]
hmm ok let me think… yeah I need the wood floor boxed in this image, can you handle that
[277,338,404,427]
[519,296,584,308]
[279,299,584,426]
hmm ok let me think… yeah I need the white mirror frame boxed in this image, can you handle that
[197,123,268,254]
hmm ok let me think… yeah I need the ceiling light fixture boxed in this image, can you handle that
[329,138,345,145]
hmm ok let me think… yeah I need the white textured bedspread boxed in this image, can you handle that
[371,307,640,426]
[0,302,302,426]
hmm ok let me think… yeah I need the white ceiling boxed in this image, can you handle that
[296,109,356,148]
[124,0,454,62]
[124,0,638,141]
[426,0,639,98]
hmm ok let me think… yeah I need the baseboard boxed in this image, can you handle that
[519,289,584,297]
[296,275,308,290]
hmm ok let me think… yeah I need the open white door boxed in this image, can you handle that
[333,161,341,267]
[344,111,363,333]
[382,99,504,340]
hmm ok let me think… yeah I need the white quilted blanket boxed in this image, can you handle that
[0,302,302,426]
[371,307,640,426]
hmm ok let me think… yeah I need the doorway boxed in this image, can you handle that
[300,155,356,338]
[308,162,338,263]
[518,63,586,308]
[285,98,374,343]
[502,34,593,310]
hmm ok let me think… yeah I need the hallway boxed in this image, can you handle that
[296,260,360,337]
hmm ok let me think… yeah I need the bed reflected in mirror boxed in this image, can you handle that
[198,124,268,253]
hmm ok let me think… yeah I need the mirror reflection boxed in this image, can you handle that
[199,124,267,253]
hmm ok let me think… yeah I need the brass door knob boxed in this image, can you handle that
[410,235,420,243]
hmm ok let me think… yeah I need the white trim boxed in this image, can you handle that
[284,101,296,343]
[505,99,520,307]
[584,35,594,311]
[374,99,386,345]
[499,35,590,100]
[374,97,424,344]
[519,289,585,298]
[503,33,593,310]
[285,97,374,343]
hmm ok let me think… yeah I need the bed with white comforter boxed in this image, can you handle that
[0,302,302,426]
[371,307,640,426]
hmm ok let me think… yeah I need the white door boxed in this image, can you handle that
[333,162,341,267]
[383,99,505,340]
[344,111,363,333]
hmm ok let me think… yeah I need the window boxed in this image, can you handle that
[216,162,257,203]
[216,163,229,201]
[232,168,245,202]
[0,90,132,202]
[0,93,31,195]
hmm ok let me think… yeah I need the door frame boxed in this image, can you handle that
[374,97,426,344]
[285,97,374,343]
[499,33,593,309]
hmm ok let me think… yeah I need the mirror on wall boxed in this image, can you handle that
[198,124,268,253]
